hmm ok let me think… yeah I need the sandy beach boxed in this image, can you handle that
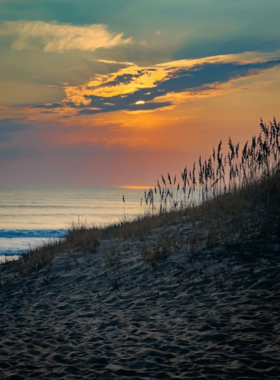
[1,216,280,379]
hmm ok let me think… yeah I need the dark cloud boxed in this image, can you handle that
[79,101,171,115]
[98,72,143,87]
[96,69,154,88]
[156,59,280,93]
[31,58,280,116]
[32,103,62,109]
[0,118,34,142]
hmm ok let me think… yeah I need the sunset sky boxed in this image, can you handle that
[1,0,280,187]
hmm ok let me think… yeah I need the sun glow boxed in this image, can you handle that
[120,185,152,189]
[135,100,145,105]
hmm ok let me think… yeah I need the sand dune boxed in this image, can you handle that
[1,220,280,379]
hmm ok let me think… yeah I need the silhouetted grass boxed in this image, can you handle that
[144,117,280,213]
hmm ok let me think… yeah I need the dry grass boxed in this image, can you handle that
[102,211,183,241]
[187,165,280,232]
[66,223,101,249]
[141,230,177,266]
[10,224,101,276]
[104,245,120,267]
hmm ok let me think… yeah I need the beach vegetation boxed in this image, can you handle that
[104,245,120,267]
[140,230,177,266]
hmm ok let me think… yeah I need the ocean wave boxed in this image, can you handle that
[0,250,27,257]
[0,229,66,239]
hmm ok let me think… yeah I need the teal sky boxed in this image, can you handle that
[1,1,280,58]
[0,0,280,186]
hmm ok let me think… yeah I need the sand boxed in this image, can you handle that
[0,220,280,379]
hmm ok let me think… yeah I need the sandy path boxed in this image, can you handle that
[1,222,280,379]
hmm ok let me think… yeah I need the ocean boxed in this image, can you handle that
[0,186,148,262]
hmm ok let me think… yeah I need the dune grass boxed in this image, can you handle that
[3,118,280,274]
[144,117,280,212]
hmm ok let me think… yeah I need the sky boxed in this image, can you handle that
[1,0,280,187]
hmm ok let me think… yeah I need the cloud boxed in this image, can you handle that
[155,59,280,94]
[97,59,134,66]
[78,101,172,115]
[31,51,280,115]
[0,117,34,142]
[0,20,132,52]
[32,103,62,109]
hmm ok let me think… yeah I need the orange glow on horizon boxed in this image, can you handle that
[120,185,152,189]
